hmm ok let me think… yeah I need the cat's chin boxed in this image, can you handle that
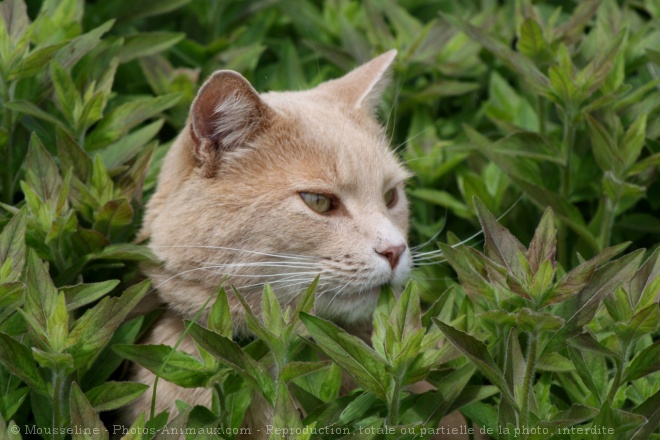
[314,284,393,325]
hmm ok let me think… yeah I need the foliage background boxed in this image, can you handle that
[0,0,659,438]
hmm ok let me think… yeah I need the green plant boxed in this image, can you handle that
[1,0,659,438]
[437,198,659,439]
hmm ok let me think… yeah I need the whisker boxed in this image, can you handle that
[195,261,322,270]
[150,245,316,261]
[411,211,448,251]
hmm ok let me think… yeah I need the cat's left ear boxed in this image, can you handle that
[189,70,271,167]
[317,49,397,111]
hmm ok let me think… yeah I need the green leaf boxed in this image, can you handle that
[153,407,190,440]
[621,114,647,171]
[0,332,48,396]
[24,250,57,332]
[85,381,149,412]
[535,352,574,372]
[408,188,471,219]
[412,364,476,426]
[98,119,164,169]
[0,207,27,283]
[556,249,643,333]
[51,60,81,126]
[0,386,29,421]
[0,282,23,322]
[586,114,623,175]
[54,20,114,70]
[299,312,389,401]
[187,322,276,405]
[271,381,303,439]
[436,243,491,298]
[113,344,211,388]
[91,243,157,262]
[578,31,627,95]
[116,0,193,21]
[262,284,285,336]
[85,93,181,150]
[602,172,645,215]
[290,275,318,323]
[526,207,556,274]
[517,308,564,333]
[231,286,281,354]
[61,279,119,311]
[185,406,220,440]
[46,292,69,351]
[631,389,660,440]
[208,286,232,338]
[280,361,331,383]
[8,42,66,81]
[1,0,29,41]
[66,280,151,368]
[509,177,598,250]
[390,281,421,342]
[474,197,527,285]
[628,248,660,312]
[432,318,517,410]
[441,14,550,95]
[593,402,646,437]
[490,132,563,165]
[119,413,146,440]
[616,304,659,346]
[56,126,92,182]
[568,347,606,403]
[70,382,109,440]
[535,404,599,437]
[93,198,134,237]
[624,342,660,382]
[566,333,619,359]
[5,100,67,129]
[518,18,550,63]
[338,392,378,425]
[25,133,62,207]
[82,316,143,389]
[120,32,185,63]
[549,242,630,304]
[32,348,73,371]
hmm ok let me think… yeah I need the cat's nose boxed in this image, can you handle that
[377,244,407,270]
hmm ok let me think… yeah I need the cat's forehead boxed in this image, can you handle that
[260,90,409,189]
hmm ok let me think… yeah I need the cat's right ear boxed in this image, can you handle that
[190,71,270,166]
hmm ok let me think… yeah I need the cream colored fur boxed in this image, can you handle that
[126,51,481,440]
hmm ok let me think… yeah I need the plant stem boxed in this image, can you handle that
[537,98,546,135]
[387,379,401,426]
[608,358,623,404]
[520,334,538,436]
[1,77,15,204]
[52,370,66,440]
[561,114,576,199]
[599,194,619,250]
[558,112,576,267]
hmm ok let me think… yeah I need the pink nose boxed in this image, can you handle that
[377,244,407,270]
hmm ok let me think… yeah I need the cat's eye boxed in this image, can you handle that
[384,188,397,207]
[300,192,333,213]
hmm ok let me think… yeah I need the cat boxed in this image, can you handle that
[126,50,414,431]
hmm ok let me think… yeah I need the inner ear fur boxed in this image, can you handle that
[190,70,270,171]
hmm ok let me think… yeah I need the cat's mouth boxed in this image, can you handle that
[313,282,399,324]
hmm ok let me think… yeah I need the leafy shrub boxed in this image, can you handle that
[0,0,658,439]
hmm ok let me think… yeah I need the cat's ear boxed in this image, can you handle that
[190,71,269,164]
[317,49,397,111]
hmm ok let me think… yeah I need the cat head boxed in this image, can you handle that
[142,50,411,329]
